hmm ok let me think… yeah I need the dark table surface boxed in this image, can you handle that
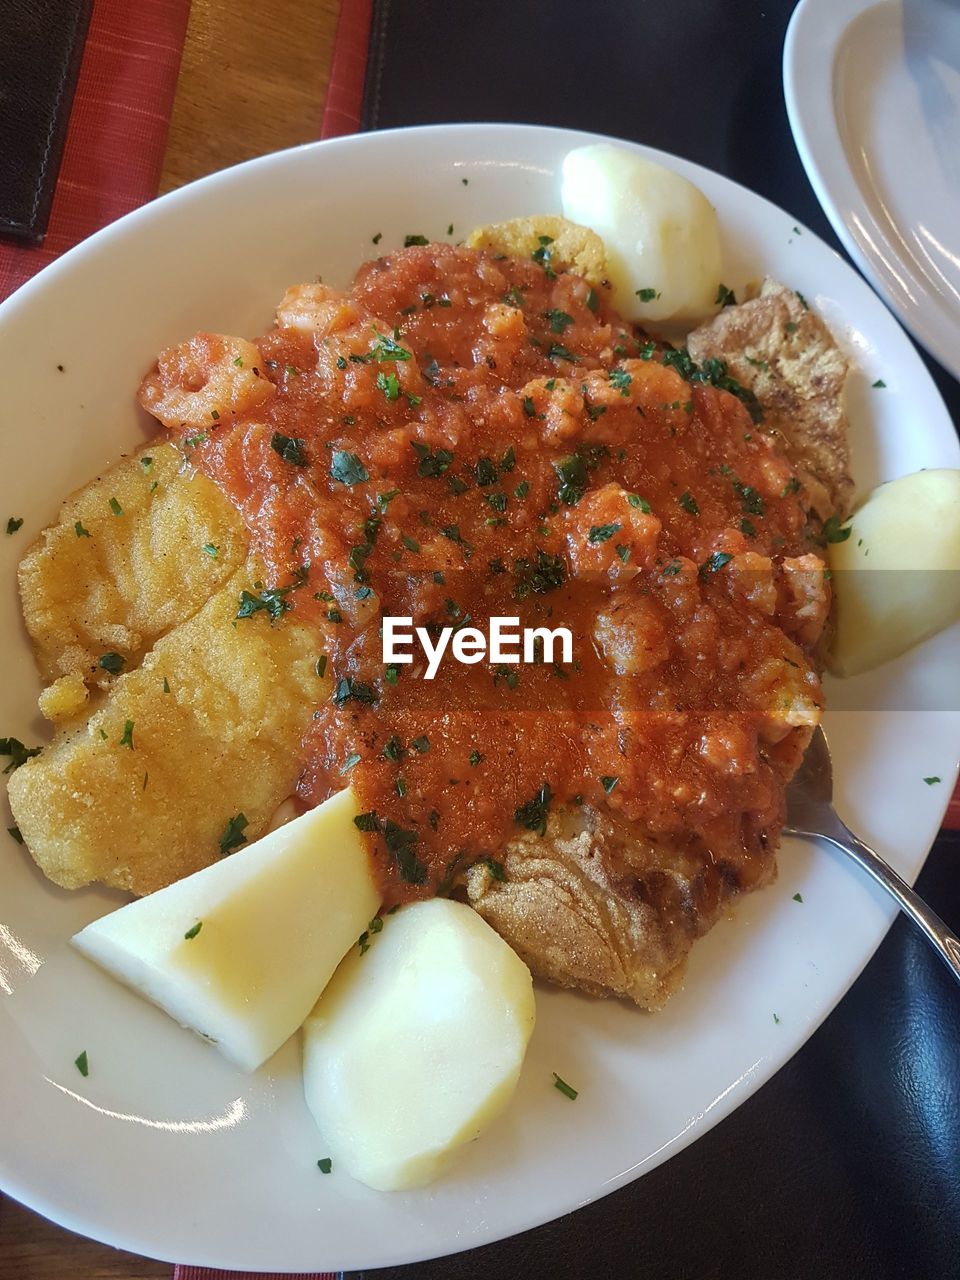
[356,2,960,1277]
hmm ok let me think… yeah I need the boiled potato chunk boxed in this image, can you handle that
[72,789,380,1071]
[561,142,722,326]
[828,469,960,677]
[302,898,536,1191]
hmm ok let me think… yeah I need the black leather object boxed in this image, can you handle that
[355,2,960,1276]
[0,0,93,243]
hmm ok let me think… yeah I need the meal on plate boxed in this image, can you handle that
[5,143,959,1191]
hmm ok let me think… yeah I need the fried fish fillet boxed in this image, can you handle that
[687,278,853,518]
[19,441,247,693]
[8,563,323,895]
[466,806,752,1009]
[465,215,608,287]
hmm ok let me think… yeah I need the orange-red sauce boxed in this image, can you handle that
[164,244,826,905]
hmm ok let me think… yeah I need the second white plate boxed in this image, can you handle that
[784,0,960,379]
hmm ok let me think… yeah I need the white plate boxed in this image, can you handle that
[784,0,960,379]
[0,124,958,1272]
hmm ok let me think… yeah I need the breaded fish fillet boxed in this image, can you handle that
[8,563,322,895]
[467,806,763,1010]
[465,215,608,287]
[688,278,853,518]
[19,441,247,692]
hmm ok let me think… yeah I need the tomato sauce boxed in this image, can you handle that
[171,244,826,906]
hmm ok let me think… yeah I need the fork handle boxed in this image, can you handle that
[791,816,960,985]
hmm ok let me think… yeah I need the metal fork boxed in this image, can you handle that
[785,726,960,984]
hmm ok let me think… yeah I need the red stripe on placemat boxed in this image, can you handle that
[0,0,190,302]
[320,0,374,139]
[173,1271,336,1280]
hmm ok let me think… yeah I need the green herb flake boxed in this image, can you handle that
[317,1157,333,1174]
[119,720,135,750]
[716,283,737,307]
[514,781,553,836]
[469,750,484,766]
[108,497,123,517]
[202,543,219,558]
[219,812,248,855]
[74,521,91,538]
[6,517,23,534]
[821,515,852,544]
[740,518,757,537]
[773,1013,781,1024]
[586,287,599,313]
[543,309,574,334]
[404,234,429,247]
[8,825,22,844]
[552,1072,578,1100]
[184,921,203,940]
[271,433,309,467]
[636,287,660,302]
[678,491,700,516]
[333,677,378,707]
[411,735,430,754]
[376,370,400,400]
[600,775,619,794]
[924,776,942,785]
[588,522,621,545]
[74,1050,89,1078]
[872,379,886,389]
[98,652,125,675]
[702,551,733,574]
[793,892,804,902]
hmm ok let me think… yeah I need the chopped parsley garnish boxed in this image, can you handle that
[609,368,632,395]
[0,737,41,773]
[378,488,400,508]
[552,1072,578,1100]
[317,1157,333,1174]
[371,329,413,363]
[8,825,22,844]
[401,533,421,553]
[503,286,525,308]
[781,477,801,498]
[372,232,382,245]
[662,559,683,576]
[376,370,400,400]
[734,481,765,516]
[543,309,574,334]
[547,343,579,362]
[514,781,553,836]
[469,750,484,766]
[270,433,309,467]
[531,234,556,277]
[821,515,852,544]
[98,652,125,674]
[74,1051,89,1078]
[716,283,737,307]
[184,921,203,940]
[474,456,498,487]
[403,234,429,247]
[514,549,567,596]
[119,720,135,749]
[340,753,362,774]
[74,521,90,538]
[384,663,399,685]
[219,813,248,854]
[108,497,123,517]
[588,522,622,544]
[482,857,506,881]
[793,893,803,902]
[411,735,430,754]
[678,491,700,516]
[485,491,507,514]
[353,811,426,883]
[795,291,809,309]
[202,543,219,558]
[553,452,588,505]
[626,494,651,514]
[785,321,799,335]
[333,677,378,706]
[514,480,529,499]
[702,551,733,574]
[586,287,599,313]
[923,776,942,785]
[316,656,328,678]
[740,518,757,537]
[237,584,293,621]
[635,287,660,302]
[411,441,453,477]
[616,544,631,563]
[872,379,886,389]
[522,396,536,417]
[600,775,619,793]
[6,517,22,534]
[383,736,404,763]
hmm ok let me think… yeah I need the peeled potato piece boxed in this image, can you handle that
[561,142,722,325]
[828,468,960,677]
[302,899,536,1191]
[72,789,380,1072]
